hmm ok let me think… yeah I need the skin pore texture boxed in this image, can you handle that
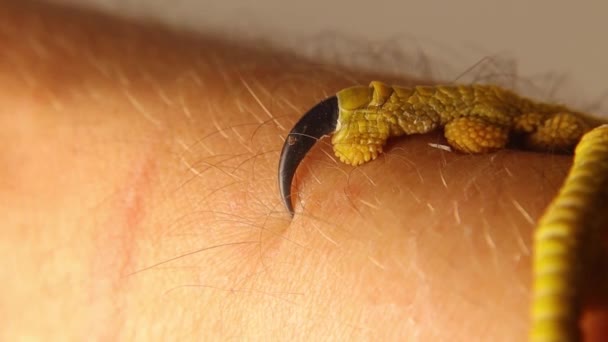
[1,1,606,341]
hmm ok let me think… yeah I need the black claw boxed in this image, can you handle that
[278,96,339,216]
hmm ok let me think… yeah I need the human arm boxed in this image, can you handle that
[1,2,606,341]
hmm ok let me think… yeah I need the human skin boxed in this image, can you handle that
[1,1,606,341]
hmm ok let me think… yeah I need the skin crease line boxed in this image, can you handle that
[2,1,608,341]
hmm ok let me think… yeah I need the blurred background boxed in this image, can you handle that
[46,0,608,112]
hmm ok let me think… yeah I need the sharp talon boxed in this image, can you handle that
[278,96,339,216]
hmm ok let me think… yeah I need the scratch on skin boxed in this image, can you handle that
[88,153,157,340]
